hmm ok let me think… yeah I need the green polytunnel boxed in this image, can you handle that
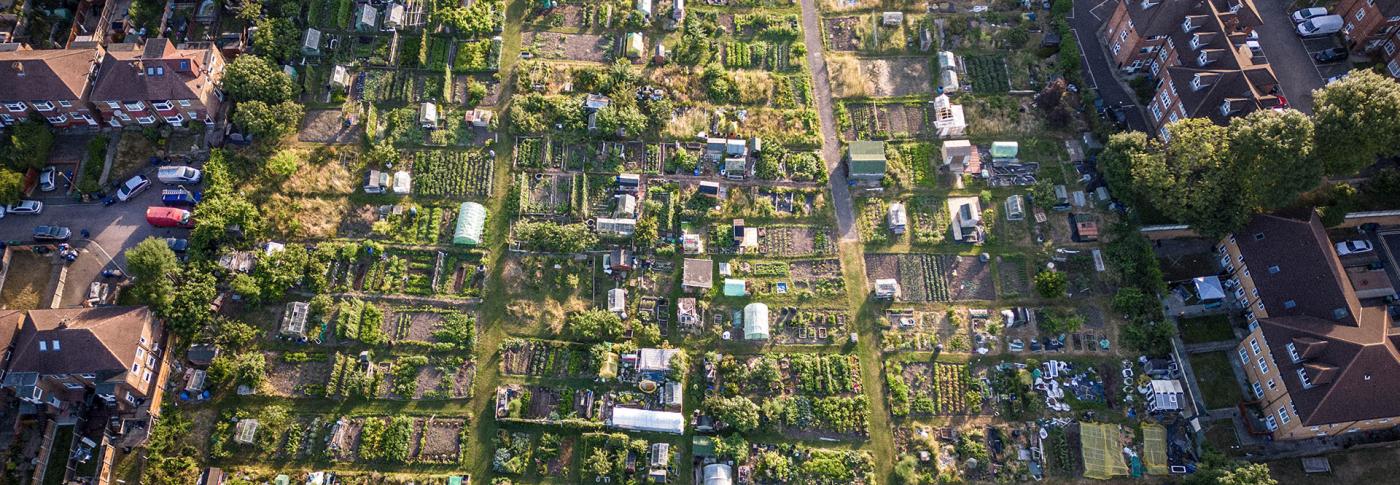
[453,202,487,246]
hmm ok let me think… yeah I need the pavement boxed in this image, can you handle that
[1071,0,1151,133]
[1251,0,1329,114]
[799,0,858,242]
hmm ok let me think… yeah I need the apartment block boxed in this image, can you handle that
[1337,0,1400,54]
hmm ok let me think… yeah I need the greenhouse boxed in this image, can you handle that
[609,407,684,434]
[743,303,769,340]
[453,202,487,246]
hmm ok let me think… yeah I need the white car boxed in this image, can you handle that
[39,167,57,192]
[6,200,43,215]
[116,175,150,202]
[1336,240,1374,256]
[1292,7,1328,23]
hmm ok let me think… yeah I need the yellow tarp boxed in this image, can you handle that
[1142,424,1169,475]
[1081,422,1130,480]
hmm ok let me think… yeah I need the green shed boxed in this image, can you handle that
[847,140,887,182]
[453,202,487,246]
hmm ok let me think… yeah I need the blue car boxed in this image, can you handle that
[161,188,202,207]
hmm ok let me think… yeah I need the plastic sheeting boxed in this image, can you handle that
[1081,422,1129,480]
[1142,424,1169,476]
[453,202,486,245]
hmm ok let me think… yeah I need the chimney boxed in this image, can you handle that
[134,59,144,76]
[12,61,22,76]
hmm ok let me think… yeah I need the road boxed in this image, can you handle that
[799,0,857,242]
[1251,0,1325,114]
[1071,0,1150,133]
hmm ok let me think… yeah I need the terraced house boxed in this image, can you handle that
[0,43,104,128]
[1220,212,1400,439]
[1337,0,1400,54]
[90,39,226,127]
[1099,0,1283,139]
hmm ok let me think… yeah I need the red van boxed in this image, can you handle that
[146,206,194,228]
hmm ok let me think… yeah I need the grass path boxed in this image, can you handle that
[839,240,899,481]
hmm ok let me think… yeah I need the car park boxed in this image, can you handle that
[5,200,43,215]
[1291,7,1329,23]
[1297,15,1344,37]
[33,225,71,242]
[38,167,57,192]
[1313,47,1349,64]
[116,175,151,202]
[1336,240,1374,256]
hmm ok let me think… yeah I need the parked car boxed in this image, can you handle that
[161,188,201,207]
[38,167,57,192]
[116,175,151,202]
[146,206,194,228]
[1313,47,1349,63]
[1336,240,1374,256]
[33,225,71,242]
[165,237,189,253]
[1327,73,1348,85]
[1291,7,1329,23]
[157,165,202,184]
[1297,15,1344,37]
[6,200,43,215]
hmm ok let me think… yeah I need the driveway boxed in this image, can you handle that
[800,0,857,242]
[1071,0,1151,133]
[1250,0,1326,113]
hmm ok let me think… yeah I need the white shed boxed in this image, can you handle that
[608,288,627,316]
[419,102,439,129]
[610,407,684,434]
[329,65,351,88]
[888,202,908,235]
[743,303,769,340]
[391,170,411,194]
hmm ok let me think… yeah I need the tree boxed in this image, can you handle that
[702,65,737,103]
[264,149,300,180]
[126,238,180,311]
[465,77,488,107]
[1035,79,1076,126]
[585,448,613,477]
[215,319,260,351]
[230,273,261,305]
[1135,119,1251,237]
[566,309,625,340]
[222,55,295,103]
[1039,308,1085,334]
[209,351,266,389]
[253,17,300,63]
[0,169,22,205]
[595,104,646,138]
[893,456,922,485]
[1097,131,1154,210]
[703,396,761,432]
[1111,287,1161,323]
[1034,270,1067,299]
[190,193,264,258]
[758,451,793,482]
[754,145,786,180]
[254,246,307,301]
[1312,70,1400,176]
[1229,110,1317,209]
[1219,463,1276,485]
[634,215,659,246]
[0,121,54,172]
[712,434,750,461]
[232,100,304,143]
[163,265,219,339]
[231,0,262,21]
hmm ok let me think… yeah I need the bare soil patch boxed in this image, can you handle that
[262,352,332,398]
[299,110,363,144]
[829,56,932,97]
[522,32,612,62]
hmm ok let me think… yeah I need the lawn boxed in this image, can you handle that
[0,250,54,310]
[1269,447,1400,484]
[1178,314,1235,345]
[41,425,74,485]
[1188,351,1242,411]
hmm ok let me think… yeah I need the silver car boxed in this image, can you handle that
[6,200,43,215]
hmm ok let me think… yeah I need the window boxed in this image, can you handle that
[1265,415,1278,431]
[1252,381,1264,398]
[1182,18,1196,32]
[152,101,173,111]
[147,355,156,367]
[135,348,145,359]
[58,100,71,108]
[115,110,130,121]
[106,101,120,109]
[137,116,156,124]
[80,373,96,380]
[124,102,145,111]
[1150,104,1163,121]
[1390,59,1400,78]
[1388,42,1397,56]
[1257,301,1266,312]
[1238,254,1245,264]
[1258,356,1270,374]
[139,336,147,345]
[1250,339,1261,355]
[1120,29,1129,41]
[45,115,67,124]
[51,340,59,351]
[5,102,27,112]
[1279,406,1291,425]
[125,393,136,404]
[31,101,53,111]
[1246,311,1257,323]
[1333,308,1348,319]
[131,363,140,373]
[1284,300,1297,309]
[1252,288,1260,297]
[1168,112,1180,124]
[1298,368,1313,389]
[1113,42,1122,55]
[1235,287,1246,299]
[1345,23,1355,35]
[1287,342,1302,362]
[38,341,47,351]
[1357,9,1366,21]
[163,114,184,124]
[178,99,191,107]
[1239,348,1250,364]
[1269,265,1280,274]
[64,382,83,390]
[1267,379,1277,390]
[142,370,152,383]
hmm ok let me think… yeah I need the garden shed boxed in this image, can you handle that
[723,279,747,297]
[637,348,679,372]
[937,51,958,71]
[608,288,628,316]
[364,169,389,193]
[356,4,378,31]
[948,196,983,243]
[888,202,908,234]
[279,301,309,337]
[419,102,438,129]
[385,3,406,29]
[942,139,976,172]
[932,94,966,138]
[597,217,637,236]
[846,140,887,182]
[636,0,653,17]
[677,298,700,326]
[682,232,705,253]
[626,32,644,58]
[940,69,960,93]
[453,202,487,246]
[743,303,769,340]
[1005,195,1025,221]
[302,28,321,55]
[874,279,900,300]
[991,141,1019,164]
[329,65,351,88]
[391,171,411,194]
[610,407,684,434]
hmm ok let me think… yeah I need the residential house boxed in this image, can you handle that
[0,307,166,417]
[1098,0,1282,139]
[90,39,226,128]
[1378,29,1400,79]
[1336,0,1400,54]
[1225,212,1400,439]
[0,43,103,128]
[846,140,887,182]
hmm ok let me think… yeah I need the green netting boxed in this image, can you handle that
[1142,424,1169,475]
[1082,422,1130,480]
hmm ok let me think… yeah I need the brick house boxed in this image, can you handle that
[0,43,104,129]
[1221,212,1400,439]
[89,39,226,128]
[1337,0,1400,54]
[0,307,168,418]
[1385,31,1400,78]
[1099,0,1281,139]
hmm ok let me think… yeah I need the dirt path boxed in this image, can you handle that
[800,0,857,243]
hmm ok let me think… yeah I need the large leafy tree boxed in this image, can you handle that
[1135,119,1251,237]
[163,265,219,338]
[126,237,180,311]
[254,246,307,301]
[1097,131,1156,211]
[221,55,295,103]
[252,17,300,64]
[703,395,761,432]
[1312,70,1400,176]
[1,121,54,171]
[231,100,305,142]
[0,169,22,205]
[1229,109,1317,209]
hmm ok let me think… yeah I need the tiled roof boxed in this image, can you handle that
[0,46,101,101]
[90,39,215,102]
[1234,213,1360,323]
[7,306,155,376]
